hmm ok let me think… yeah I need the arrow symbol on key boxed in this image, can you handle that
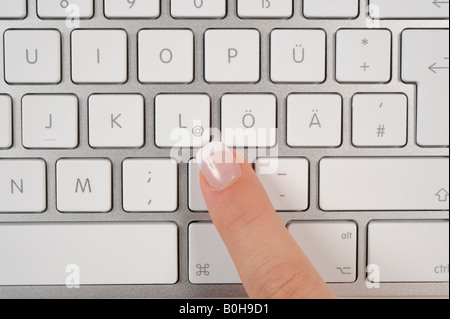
[432,0,449,8]
[436,189,449,202]
[429,62,449,73]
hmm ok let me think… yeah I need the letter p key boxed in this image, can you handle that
[228,48,238,64]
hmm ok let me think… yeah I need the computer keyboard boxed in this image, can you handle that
[0,0,448,299]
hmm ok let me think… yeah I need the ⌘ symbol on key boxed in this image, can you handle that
[196,264,210,276]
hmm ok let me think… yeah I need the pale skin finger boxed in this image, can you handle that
[196,142,336,299]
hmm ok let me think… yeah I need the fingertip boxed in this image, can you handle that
[196,142,336,299]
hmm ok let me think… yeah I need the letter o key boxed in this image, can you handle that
[160,49,173,64]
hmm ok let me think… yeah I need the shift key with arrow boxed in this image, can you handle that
[402,29,449,147]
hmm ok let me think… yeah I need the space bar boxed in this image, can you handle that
[0,223,178,285]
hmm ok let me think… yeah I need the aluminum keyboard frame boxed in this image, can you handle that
[0,0,449,298]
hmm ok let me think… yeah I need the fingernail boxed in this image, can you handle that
[196,142,242,191]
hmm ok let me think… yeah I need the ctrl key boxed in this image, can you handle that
[368,220,449,283]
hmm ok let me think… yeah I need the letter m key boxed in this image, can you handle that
[76,178,92,193]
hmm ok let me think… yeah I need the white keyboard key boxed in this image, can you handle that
[138,30,194,83]
[255,158,309,211]
[71,29,127,84]
[369,0,449,19]
[336,29,391,83]
[0,159,46,213]
[38,0,94,19]
[352,94,407,147]
[205,29,260,83]
[287,94,342,147]
[320,157,449,211]
[88,94,144,148]
[238,0,293,18]
[0,0,26,18]
[288,221,358,283]
[0,95,12,149]
[171,0,226,18]
[123,159,178,212]
[304,0,359,19]
[104,0,159,18]
[188,159,208,212]
[4,30,61,84]
[222,94,277,148]
[189,223,241,284]
[0,222,178,285]
[368,221,449,283]
[271,29,326,83]
[56,159,112,213]
[402,30,449,147]
[22,95,78,149]
[155,94,211,148]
